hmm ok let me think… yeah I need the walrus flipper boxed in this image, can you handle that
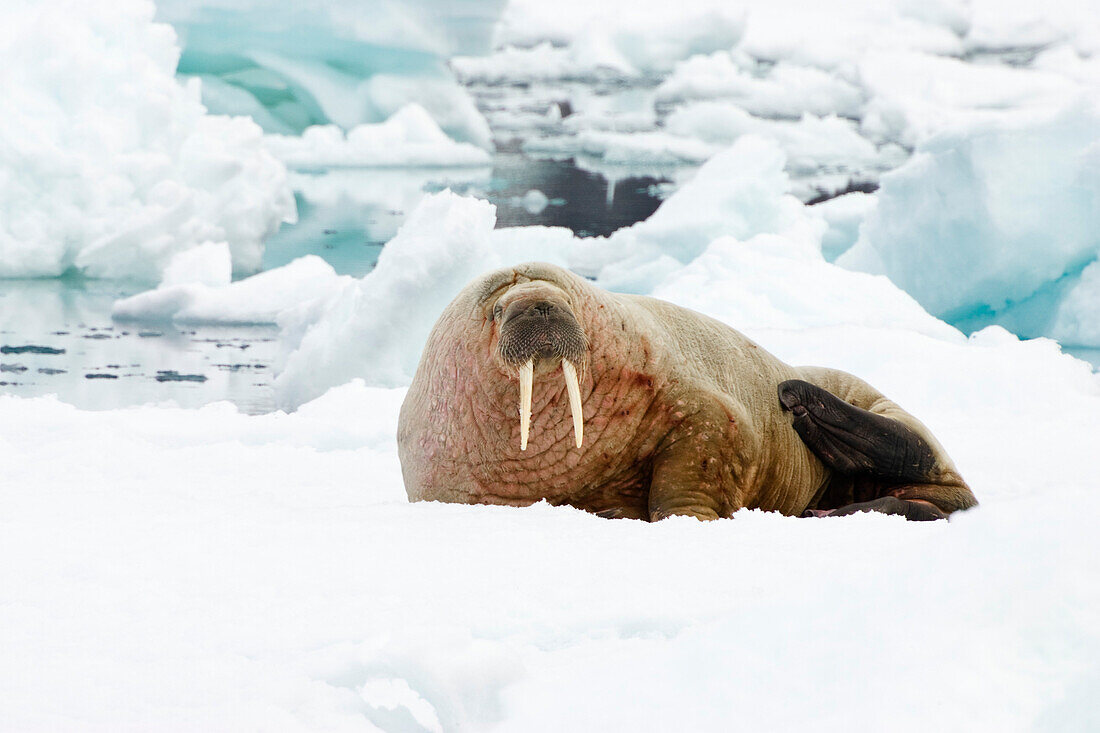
[803,496,947,521]
[777,379,937,483]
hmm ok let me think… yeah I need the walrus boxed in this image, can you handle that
[398,262,977,521]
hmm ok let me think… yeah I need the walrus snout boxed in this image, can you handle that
[497,295,587,368]
[494,292,587,452]
[501,298,560,325]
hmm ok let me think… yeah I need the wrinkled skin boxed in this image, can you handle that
[398,263,978,521]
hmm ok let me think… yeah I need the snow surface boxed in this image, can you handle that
[3,324,1099,731]
[0,0,297,281]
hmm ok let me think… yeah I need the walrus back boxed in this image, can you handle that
[616,293,831,513]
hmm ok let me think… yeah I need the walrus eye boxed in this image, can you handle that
[492,303,503,321]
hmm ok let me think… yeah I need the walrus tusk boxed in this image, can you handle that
[519,358,533,450]
[562,360,583,449]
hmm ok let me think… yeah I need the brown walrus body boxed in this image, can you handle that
[398,263,977,521]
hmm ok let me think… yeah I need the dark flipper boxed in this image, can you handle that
[778,379,937,483]
[802,496,947,522]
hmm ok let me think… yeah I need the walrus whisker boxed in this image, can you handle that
[563,359,583,449]
[519,358,533,450]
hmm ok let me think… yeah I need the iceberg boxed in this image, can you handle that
[0,0,296,281]
[840,100,1100,340]
[156,0,503,146]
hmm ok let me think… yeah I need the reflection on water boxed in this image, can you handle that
[262,157,667,278]
[486,153,668,236]
[0,154,669,410]
[0,279,278,413]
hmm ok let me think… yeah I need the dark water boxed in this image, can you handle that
[487,153,667,236]
[260,156,666,279]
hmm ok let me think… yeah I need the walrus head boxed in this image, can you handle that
[486,276,588,451]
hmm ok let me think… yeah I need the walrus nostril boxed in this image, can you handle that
[530,301,555,318]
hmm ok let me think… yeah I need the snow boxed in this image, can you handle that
[0,0,297,281]
[3,325,1099,731]
[263,105,492,169]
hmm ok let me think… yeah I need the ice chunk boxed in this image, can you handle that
[262,166,492,276]
[736,0,968,69]
[858,50,1083,147]
[113,255,351,325]
[452,42,635,84]
[263,105,492,168]
[657,54,864,119]
[158,0,504,143]
[525,131,715,168]
[362,75,493,151]
[494,2,745,75]
[518,190,550,215]
[0,1,296,281]
[840,99,1100,330]
[664,103,898,199]
[810,192,879,262]
[967,0,1100,55]
[161,241,233,288]
[653,234,959,339]
[1049,262,1100,347]
[273,191,574,407]
[577,136,818,285]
